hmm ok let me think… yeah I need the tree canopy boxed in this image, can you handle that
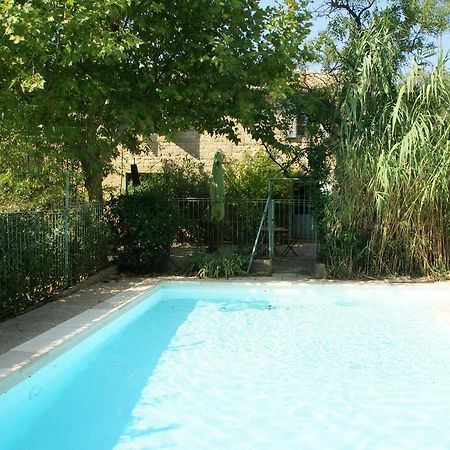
[1,0,312,200]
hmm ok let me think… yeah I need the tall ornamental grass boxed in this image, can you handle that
[325,26,450,277]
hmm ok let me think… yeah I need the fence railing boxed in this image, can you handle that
[0,198,314,319]
[0,203,111,320]
[172,198,315,253]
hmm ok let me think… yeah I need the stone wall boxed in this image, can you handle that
[103,125,261,194]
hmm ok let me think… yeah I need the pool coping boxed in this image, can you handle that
[0,279,165,394]
[1,278,449,395]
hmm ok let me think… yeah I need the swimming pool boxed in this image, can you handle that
[1,281,450,449]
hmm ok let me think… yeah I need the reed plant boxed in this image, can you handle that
[325,24,450,277]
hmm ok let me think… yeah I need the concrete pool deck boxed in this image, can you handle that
[1,273,449,394]
[0,275,146,355]
[0,274,150,392]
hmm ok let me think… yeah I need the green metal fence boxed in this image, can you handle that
[173,198,266,249]
[172,198,315,253]
[0,203,111,320]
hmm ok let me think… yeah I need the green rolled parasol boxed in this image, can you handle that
[210,151,225,222]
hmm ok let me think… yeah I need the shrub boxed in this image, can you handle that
[224,149,291,199]
[184,250,248,278]
[134,157,210,199]
[109,190,179,274]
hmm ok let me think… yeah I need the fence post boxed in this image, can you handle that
[268,179,275,260]
[63,172,70,287]
[268,199,275,259]
[247,197,270,273]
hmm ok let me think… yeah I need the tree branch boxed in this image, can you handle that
[262,142,290,177]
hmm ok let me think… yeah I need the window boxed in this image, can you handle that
[286,113,308,139]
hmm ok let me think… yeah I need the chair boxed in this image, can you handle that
[281,235,298,256]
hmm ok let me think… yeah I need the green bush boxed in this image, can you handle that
[224,149,292,199]
[185,250,248,278]
[109,190,179,274]
[133,157,210,199]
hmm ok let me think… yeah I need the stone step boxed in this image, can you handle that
[272,257,316,275]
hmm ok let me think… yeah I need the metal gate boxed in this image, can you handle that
[248,197,316,272]
[268,198,315,258]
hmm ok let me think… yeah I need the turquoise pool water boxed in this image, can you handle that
[1,282,450,449]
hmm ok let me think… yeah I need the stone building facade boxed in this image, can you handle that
[103,125,260,194]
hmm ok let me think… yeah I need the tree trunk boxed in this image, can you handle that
[80,156,104,202]
[84,170,104,201]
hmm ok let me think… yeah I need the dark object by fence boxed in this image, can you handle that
[130,164,141,186]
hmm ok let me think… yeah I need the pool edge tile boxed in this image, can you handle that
[0,351,35,370]
[0,280,163,394]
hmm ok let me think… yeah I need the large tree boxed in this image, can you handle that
[1,0,311,200]
[317,0,450,71]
